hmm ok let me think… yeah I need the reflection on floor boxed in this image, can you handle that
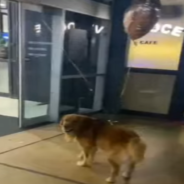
[0,61,9,93]
[0,116,183,184]
[0,97,48,118]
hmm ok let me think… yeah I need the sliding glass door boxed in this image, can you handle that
[20,3,64,127]
[0,0,20,136]
[60,11,110,114]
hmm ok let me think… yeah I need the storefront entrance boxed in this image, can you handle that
[0,0,110,136]
[0,0,19,136]
[121,0,184,120]
[59,11,110,114]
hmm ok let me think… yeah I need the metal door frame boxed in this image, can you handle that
[18,2,65,127]
[18,2,47,128]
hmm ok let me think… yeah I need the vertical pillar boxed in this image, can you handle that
[49,10,65,122]
[169,41,184,120]
[104,0,132,113]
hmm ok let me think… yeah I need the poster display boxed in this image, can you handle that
[127,5,184,70]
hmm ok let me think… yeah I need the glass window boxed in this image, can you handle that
[127,2,184,70]
[60,77,96,112]
[60,11,110,114]
[62,11,110,75]
[0,3,9,94]
[0,0,19,136]
[122,73,176,114]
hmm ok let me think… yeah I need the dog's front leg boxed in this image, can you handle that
[87,147,97,165]
[76,148,89,167]
[76,142,84,161]
[76,147,96,167]
[77,146,93,167]
[78,151,84,160]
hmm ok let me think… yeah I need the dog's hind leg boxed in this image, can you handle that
[122,138,146,180]
[106,154,121,183]
[122,160,135,180]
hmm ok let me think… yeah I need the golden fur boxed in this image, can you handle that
[60,114,146,183]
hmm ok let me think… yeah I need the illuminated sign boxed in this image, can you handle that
[133,40,157,45]
[139,41,157,44]
[66,22,75,29]
[34,24,41,35]
[64,22,104,34]
[0,1,7,8]
[151,23,184,37]
[94,25,104,34]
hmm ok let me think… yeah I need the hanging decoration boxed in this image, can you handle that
[123,0,161,40]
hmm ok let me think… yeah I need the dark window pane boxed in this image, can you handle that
[24,9,52,103]
[60,77,96,111]
[62,11,110,75]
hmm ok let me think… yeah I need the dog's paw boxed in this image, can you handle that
[122,172,131,180]
[76,161,85,166]
[106,177,115,183]
[76,161,89,166]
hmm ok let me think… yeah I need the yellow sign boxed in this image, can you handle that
[128,24,184,70]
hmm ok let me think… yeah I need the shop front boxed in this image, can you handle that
[121,0,184,120]
[0,0,110,136]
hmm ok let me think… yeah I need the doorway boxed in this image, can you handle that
[60,11,110,114]
[20,3,64,127]
[0,0,19,136]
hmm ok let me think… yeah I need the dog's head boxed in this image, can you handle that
[60,114,105,138]
[60,114,79,134]
[60,114,82,142]
[60,114,93,135]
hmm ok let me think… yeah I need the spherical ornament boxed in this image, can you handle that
[123,0,161,40]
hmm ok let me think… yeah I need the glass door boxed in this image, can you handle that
[20,3,64,127]
[0,0,20,136]
[60,11,110,115]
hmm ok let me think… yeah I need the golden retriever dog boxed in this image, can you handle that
[60,114,146,183]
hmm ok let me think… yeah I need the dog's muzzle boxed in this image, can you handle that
[64,128,73,133]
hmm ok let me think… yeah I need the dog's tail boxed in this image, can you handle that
[128,137,146,163]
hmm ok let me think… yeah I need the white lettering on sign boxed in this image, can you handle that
[95,25,104,34]
[150,23,184,37]
[34,24,41,34]
[64,22,104,34]
[67,22,75,29]
[171,26,184,37]
[161,24,172,34]
[151,23,160,33]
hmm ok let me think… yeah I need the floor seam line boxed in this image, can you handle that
[0,133,63,155]
[0,162,86,184]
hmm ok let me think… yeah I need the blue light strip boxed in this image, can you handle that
[2,32,9,40]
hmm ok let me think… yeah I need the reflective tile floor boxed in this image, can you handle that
[0,115,183,184]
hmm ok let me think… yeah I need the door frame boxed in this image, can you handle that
[18,2,63,127]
